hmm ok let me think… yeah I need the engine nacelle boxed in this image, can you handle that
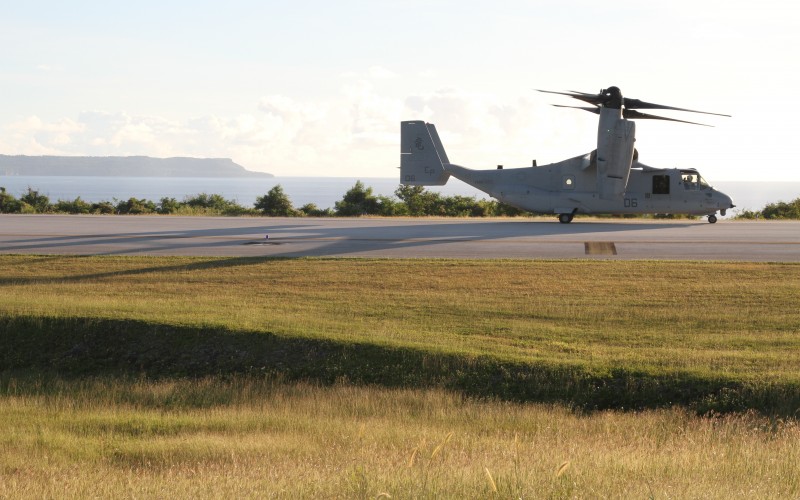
[596,116,635,200]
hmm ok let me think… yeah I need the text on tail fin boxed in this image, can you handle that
[400,121,450,186]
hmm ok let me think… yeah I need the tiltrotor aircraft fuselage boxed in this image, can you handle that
[400,86,734,223]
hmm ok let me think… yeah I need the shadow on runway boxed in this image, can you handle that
[0,215,699,258]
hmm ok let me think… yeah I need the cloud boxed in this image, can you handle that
[340,66,397,81]
[0,78,598,177]
[367,66,396,79]
[1,116,85,155]
[398,88,598,166]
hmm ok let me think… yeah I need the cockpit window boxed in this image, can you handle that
[681,172,710,190]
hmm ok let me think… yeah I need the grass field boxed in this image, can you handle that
[1,255,799,497]
[2,377,798,498]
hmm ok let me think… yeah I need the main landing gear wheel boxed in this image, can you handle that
[558,213,574,224]
[707,214,717,224]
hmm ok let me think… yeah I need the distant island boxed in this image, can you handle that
[0,155,273,178]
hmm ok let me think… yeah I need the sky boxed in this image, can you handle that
[1,0,799,181]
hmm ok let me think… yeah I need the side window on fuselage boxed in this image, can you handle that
[652,175,670,195]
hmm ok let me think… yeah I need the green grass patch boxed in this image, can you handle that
[1,255,799,414]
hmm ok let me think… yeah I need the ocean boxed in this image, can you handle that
[0,176,798,216]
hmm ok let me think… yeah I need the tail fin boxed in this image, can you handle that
[400,121,451,185]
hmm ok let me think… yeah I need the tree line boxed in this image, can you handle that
[0,182,525,217]
[2,182,798,219]
[734,199,800,220]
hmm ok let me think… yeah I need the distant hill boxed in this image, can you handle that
[0,155,273,178]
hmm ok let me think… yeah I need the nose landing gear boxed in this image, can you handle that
[558,213,574,224]
[707,214,717,224]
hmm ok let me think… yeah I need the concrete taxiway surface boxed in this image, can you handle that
[1,215,799,261]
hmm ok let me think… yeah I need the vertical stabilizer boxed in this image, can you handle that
[425,123,450,164]
[400,121,450,185]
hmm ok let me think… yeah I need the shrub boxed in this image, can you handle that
[393,185,529,217]
[221,203,254,216]
[116,197,157,214]
[255,185,298,216]
[184,193,229,211]
[19,202,37,214]
[735,209,760,220]
[492,201,529,217]
[157,197,181,214]
[0,187,22,213]
[394,185,442,216]
[91,201,116,214]
[375,195,403,216]
[761,198,800,219]
[54,197,92,214]
[20,187,51,213]
[299,203,333,217]
[395,185,463,216]
[734,198,800,220]
[441,195,487,216]
[335,181,391,216]
[183,193,252,215]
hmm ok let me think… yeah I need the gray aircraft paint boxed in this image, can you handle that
[400,87,733,223]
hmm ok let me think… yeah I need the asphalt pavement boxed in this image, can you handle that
[1,215,799,261]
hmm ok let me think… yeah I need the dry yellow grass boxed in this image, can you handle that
[1,378,798,499]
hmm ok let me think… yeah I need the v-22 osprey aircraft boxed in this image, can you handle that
[400,86,734,223]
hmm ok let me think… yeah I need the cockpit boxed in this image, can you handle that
[681,170,711,190]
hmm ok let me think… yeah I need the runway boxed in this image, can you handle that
[1,215,799,261]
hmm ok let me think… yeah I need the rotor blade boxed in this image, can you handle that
[623,109,712,126]
[623,98,731,117]
[536,89,604,105]
[552,104,600,114]
[538,88,731,117]
[536,89,583,97]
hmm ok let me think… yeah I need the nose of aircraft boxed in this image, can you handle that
[721,192,734,208]
[716,191,735,215]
